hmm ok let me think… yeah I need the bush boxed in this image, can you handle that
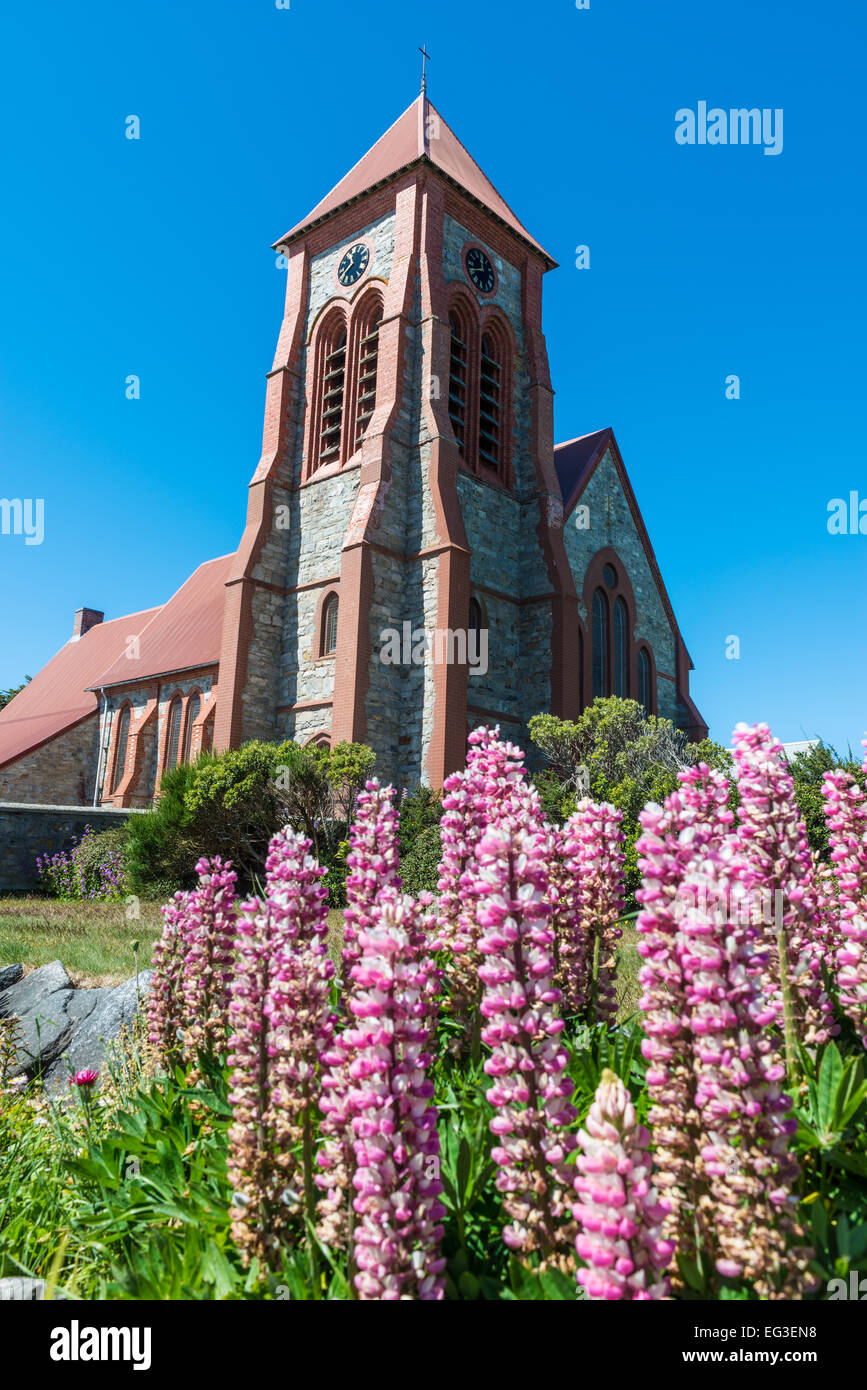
[126,739,375,901]
[398,785,443,860]
[400,823,443,896]
[35,824,130,902]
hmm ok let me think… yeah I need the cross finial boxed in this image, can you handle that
[419,44,431,94]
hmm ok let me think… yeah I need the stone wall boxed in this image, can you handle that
[0,803,140,893]
[0,716,100,807]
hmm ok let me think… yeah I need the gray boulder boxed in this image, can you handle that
[43,971,153,1093]
[0,960,72,1018]
[0,964,23,992]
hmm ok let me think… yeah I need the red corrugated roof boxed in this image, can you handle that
[96,556,231,689]
[276,95,554,264]
[0,555,231,772]
[0,608,159,771]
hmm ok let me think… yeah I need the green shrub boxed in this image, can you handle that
[126,739,374,901]
[400,823,442,896]
[398,784,443,860]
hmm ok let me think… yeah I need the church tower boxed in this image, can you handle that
[213,93,582,788]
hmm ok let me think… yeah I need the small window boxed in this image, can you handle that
[468,597,483,636]
[638,648,653,714]
[479,334,502,469]
[355,315,381,447]
[613,598,629,698]
[165,696,183,771]
[323,594,339,655]
[448,314,468,455]
[182,692,201,765]
[603,563,617,589]
[111,705,130,793]
[320,329,347,464]
[592,589,609,698]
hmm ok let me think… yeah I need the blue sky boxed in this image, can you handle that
[1,0,864,753]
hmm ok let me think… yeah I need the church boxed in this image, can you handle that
[0,93,706,808]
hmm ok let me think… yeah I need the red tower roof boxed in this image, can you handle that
[275,94,555,265]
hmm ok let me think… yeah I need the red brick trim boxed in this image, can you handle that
[106,700,133,798]
[109,686,158,807]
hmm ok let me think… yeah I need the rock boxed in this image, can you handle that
[0,960,72,1019]
[43,971,153,1094]
[8,989,76,1078]
[0,964,23,992]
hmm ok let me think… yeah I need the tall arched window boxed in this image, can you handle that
[323,594,339,655]
[578,628,584,710]
[468,596,483,637]
[613,597,629,698]
[182,691,201,765]
[320,327,347,465]
[638,648,653,714]
[448,313,468,455]
[592,589,609,698]
[165,696,183,771]
[479,333,502,469]
[111,704,130,793]
[354,303,382,448]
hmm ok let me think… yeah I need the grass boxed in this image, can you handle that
[0,897,165,987]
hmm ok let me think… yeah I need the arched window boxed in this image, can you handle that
[323,593,339,655]
[111,704,130,793]
[448,313,468,455]
[613,598,629,698]
[320,327,347,465]
[638,648,653,714]
[468,596,483,637]
[578,627,584,710]
[165,696,183,771]
[592,589,609,698]
[479,333,502,469]
[354,305,382,448]
[182,691,201,765]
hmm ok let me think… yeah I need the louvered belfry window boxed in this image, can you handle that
[448,314,468,455]
[479,334,502,469]
[165,697,183,771]
[320,329,347,464]
[112,705,130,793]
[355,316,381,447]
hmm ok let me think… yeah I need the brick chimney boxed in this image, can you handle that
[72,607,104,640]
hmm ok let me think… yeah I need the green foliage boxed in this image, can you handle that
[400,824,443,896]
[528,699,734,909]
[126,739,375,900]
[787,741,863,862]
[398,784,443,860]
[0,676,31,710]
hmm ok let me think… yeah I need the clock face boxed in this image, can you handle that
[465,246,495,294]
[337,242,370,287]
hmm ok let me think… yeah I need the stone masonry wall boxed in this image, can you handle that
[0,716,100,807]
[0,802,140,893]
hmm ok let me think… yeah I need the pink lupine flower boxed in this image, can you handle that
[473,817,577,1265]
[822,759,867,1047]
[557,800,625,1022]
[227,828,334,1268]
[341,779,401,981]
[437,726,532,1042]
[181,857,238,1061]
[347,893,446,1300]
[678,851,812,1298]
[574,1068,672,1300]
[635,764,732,1235]
[732,723,836,1050]
[147,890,191,1067]
[316,779,404,1255]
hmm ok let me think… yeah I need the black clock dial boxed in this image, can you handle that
[465,247,495,294]
[337,242,370,287]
